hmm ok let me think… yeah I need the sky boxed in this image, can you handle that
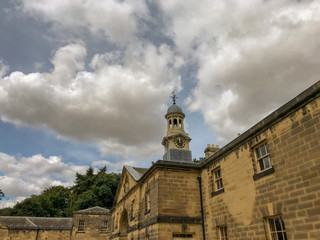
[0,0,319,208]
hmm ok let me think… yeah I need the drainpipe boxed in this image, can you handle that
[197,175,206,240]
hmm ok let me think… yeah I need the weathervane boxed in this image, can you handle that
[171,90,178,105]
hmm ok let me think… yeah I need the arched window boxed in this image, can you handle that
[169,119,172,128]
[120,209,129,237]
[179,119,182,127]
[173,118,178,127]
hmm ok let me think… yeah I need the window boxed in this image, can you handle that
[130,200,135,220]
[100,220,108,232]
[173,118,178,127]
[145,187,150,214]
[255,143,272,172]
[217,225,228,240]
[124,176,129,194]
[211,167,224,197]
[213,168,223,191]
[265,216,287,240]
[172,233,193,238]
[78,220,85,232]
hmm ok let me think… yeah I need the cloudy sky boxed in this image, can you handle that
[0,0,319,207]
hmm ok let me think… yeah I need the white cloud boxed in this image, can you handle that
[0,42,181,160]
[0,59,9,78]
[0,152,88,207]
[18,0,149,44]
[158,0,320,143]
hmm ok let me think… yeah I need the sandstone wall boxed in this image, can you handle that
[201,91,320,239]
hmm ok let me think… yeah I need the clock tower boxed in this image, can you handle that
[162,93,192,162]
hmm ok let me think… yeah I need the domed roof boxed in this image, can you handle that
[165,104,185,117]
[167,104,183,114]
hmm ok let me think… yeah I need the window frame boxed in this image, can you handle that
[130,199,135,220]
[264,215,287,240]
[144,184,151,215]
[211,167,224,197]
[100,220,108,233]
[217,225,228,240]
[78,220,85,232]
[254,142,272,173]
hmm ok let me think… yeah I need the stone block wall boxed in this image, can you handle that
[72,213,111,240]
[200,90,320,239]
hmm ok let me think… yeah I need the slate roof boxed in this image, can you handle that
[124,165,148,181]
[0,216,72,230]
[74,206,109,215]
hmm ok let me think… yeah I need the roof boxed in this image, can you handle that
[165,104,185,117]
[0,216,72,230]
[74,206,110,215]
[124,165,148,181]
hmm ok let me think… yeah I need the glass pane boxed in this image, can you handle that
[269,219,275,231]
[261,145,266,156]
[259,160,265,171]
[265,144,269,153]
[275,218,282,231]
[284,232,288,240]
[264,157,271,169]
[277,232,283,240]
[256,148,261,158]
[281,217,286,230]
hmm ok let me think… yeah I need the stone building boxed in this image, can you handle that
[0,81,319,240]
[111,81,320,240]
[0,206,111,240]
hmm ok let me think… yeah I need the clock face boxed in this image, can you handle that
[174,137,185,148]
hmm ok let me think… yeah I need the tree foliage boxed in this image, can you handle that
[193,157,205,163]
[0,189,4,200]
[0,167,120,217]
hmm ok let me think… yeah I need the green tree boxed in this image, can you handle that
[0,189,4,200]
[193,157,205,163]
[39,186,71,217]
[0,166,121,217]
[68,167,120,214]
[12,195,45,217]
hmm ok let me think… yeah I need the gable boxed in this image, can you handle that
[114,168,138,204]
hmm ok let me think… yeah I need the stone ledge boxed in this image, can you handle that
[253,167,275,180]
[211,188,225,197]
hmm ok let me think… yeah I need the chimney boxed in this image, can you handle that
[204,144,220,158]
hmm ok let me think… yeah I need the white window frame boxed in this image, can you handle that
[265,215,287,240]
[254,143,272,172]
[100,220,108,233]
[217,225,228,240]
[213,168,223,192]
[78,220,85,232]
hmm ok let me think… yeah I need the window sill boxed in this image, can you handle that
[144,209,150,215]
[253,167,275,181]
[77,231,85,233]
[211,188,224,197]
